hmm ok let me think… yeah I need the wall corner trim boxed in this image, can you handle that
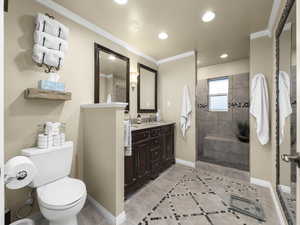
[157,51,195,65]
[250,177,286,225]
[35,0,157,65]
[175,158,196,168]
[88,195,126,225]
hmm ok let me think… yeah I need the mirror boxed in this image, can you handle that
[94,43,130,110]
[137,63,157,113]
[276,0,296,224]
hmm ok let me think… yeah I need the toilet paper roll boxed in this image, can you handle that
[5,156,37,190]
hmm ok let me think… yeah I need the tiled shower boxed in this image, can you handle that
[196,73,250,171]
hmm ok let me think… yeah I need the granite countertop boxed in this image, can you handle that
[131,121,175,131]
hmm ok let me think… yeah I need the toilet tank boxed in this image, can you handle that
[21,141,73,188]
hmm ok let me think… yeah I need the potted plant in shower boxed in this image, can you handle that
[236,121,249,143]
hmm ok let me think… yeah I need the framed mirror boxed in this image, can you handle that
[94,43,130,111]
[275,0,297,224]
[137,63,158,113]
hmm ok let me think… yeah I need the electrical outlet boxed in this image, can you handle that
[25,198,34,205]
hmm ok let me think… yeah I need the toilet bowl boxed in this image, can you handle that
[21,142,86,225]
[37,177,86,225]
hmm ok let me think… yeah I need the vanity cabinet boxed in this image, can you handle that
[125,124,175,197]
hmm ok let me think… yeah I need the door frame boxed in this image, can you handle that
[0,0,4,224]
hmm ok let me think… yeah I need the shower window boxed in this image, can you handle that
[208,77,229,111]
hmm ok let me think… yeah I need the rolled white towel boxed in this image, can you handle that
[34,31,68,52]
[36,13,69,40]
[32,44,64,68]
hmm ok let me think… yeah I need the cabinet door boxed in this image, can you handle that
[164,130,175,168]
[135,142,150,180]
[125,155,136,188]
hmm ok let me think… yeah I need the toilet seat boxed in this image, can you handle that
[37,177,86,210]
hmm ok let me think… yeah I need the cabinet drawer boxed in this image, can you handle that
[150,147,161,161]
[162,125,173,133]
[150,128,161,137]
[150,138,161,147]
[132,130,150,142]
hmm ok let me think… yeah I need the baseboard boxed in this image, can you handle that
[278,184,291,194]
[175,158,195,168]
[250,177,286,225]
[28,211,43,223]
[87,195,126,225]
[250,177,272,188]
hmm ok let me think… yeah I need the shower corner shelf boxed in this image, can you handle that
[24,88,72,101]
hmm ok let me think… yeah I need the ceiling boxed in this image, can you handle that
[54,0,274,67]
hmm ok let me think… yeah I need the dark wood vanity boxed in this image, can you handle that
[125,123,175,197]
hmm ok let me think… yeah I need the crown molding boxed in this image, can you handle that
[268,0,282,33]
[157,51,195,65]
[250,0,282,39]
[35,0,158,65]
[250,29,271,40]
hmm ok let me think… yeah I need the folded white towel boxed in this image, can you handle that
[250,73,269,145]
[34,31,68,52]
[32,44,64,68]
[180,85,192,137]
[124,120,132,156]
[36,13,69,40]
[279,71,293,144]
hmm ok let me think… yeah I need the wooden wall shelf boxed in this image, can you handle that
[24,88,72,101]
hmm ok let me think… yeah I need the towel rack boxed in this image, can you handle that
[35,13,61,73]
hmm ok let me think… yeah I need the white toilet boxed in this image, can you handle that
[21,142,86,225]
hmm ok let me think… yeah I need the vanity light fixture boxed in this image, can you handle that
[220,53,228,59]
[109,55,116,61]
[114,0,128,5]
[202,11,215,22]
[158,32,168,40]
[130,71,139,90]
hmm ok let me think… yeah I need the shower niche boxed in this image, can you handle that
[196,73,250,171]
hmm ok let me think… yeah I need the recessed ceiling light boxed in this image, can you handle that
[114,0,128,5]
[109,55,116,61]
[202,11,215,22]
[220,53,228,59]
[158,32,168,40]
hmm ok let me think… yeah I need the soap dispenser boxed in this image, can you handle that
[156,110,161,122]
[137,114,142,124]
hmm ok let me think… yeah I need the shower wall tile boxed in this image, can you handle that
[197,73,250,171]
[232,73,249,89]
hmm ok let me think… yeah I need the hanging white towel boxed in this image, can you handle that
[124,120,132,156]
[279,71,293,144]
[180,85,192,137]
[34,31,68,52]
[36,13,69,40]
[32,44,64,68]
[250,73,269,145]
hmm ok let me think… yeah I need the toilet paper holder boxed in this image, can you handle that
[5,170,28,184]
[4,156,37,189]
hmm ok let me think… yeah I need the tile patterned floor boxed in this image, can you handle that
[38,162,281,225]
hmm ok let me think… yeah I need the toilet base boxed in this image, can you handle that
[49,216,77,225]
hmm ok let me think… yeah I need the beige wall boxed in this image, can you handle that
[249,36,274,182]
[197,58,249,80]
[158,55,196,163]
[4,0,156,218]
[82,107,124,216]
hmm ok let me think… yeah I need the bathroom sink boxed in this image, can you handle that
[131,122,166,129]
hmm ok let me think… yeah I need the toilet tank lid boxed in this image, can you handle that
[21,141,73,156]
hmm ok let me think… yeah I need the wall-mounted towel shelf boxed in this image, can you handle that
[24,88,72,101]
